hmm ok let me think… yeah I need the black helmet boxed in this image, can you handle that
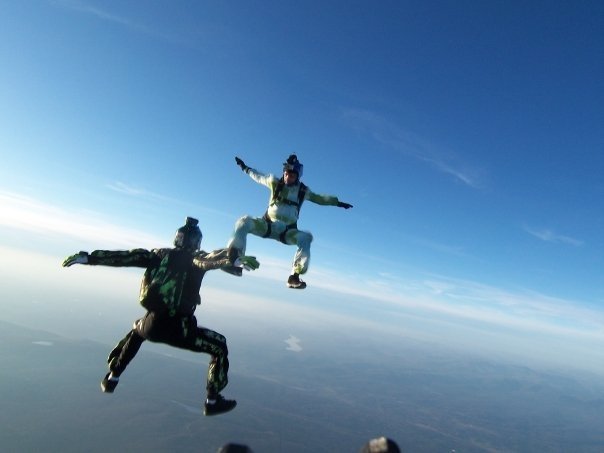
[174,217,202,251]
[283,154,303,179]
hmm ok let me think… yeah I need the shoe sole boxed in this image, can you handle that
[101,373,117,393]
[287,282,307,289]
[204,402,237,416]
[101,383,116,393]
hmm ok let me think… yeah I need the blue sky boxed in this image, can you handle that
[0,1,603,374]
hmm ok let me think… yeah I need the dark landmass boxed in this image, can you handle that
[1,320,603,452]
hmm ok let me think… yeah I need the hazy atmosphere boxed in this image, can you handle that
[1,1,603,451]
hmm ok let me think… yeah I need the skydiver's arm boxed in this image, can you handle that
[193,249,259,272]
[306,189,341,206]
[234,157,278,190]
[87,249,156,267]
[193,249,233,271]
[245,167,278,189]
[305,187,353,209]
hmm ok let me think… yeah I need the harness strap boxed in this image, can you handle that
[271,180,307,214]
[262,212,298,244]
[263,179,306,244]
[262,212,272,238]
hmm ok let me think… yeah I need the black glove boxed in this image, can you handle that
[337,202,353,209]
[235,157,248,172]
[62,251,89,267]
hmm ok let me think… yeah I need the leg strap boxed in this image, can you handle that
[262,212,272,238]
[262,212,298,244]
[279,222,298,244]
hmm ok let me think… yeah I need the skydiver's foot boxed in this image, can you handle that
[204,394,237,416]
[101,372,119,393]
[287,273,307,289]
[221,265,243,277]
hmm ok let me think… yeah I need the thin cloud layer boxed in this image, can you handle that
[523,225,584,246]
[2,189,596,339]
[52,0,196,47]
[107,182,175,203]
[0,190,162,248]
[341,108,487,189]
[53,0,149,31]
[304,265,604,343]
[106,181,236,220]
[2,189,601,374]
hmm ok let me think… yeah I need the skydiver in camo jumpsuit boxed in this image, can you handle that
[227,154,353,289]
[62,217,259,416]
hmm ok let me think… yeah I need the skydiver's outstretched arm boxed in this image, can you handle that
[62,249,156,268]
[306,189,354,209]
[193,248,259,272]
[234,156,276,189]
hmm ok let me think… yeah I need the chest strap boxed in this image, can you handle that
[263,180,306,243]
[270,180,307,212]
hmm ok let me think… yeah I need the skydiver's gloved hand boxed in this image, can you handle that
[235,156,249,172]
[234,256,259,271]
[337,201,353,209]
[62,251,89,267]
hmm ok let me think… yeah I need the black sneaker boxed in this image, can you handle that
[101,372,119,393]
[287,273,307,289]
[204,394,237,416]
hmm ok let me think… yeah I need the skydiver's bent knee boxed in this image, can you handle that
[297,231,313,246]
[234,215,255,233]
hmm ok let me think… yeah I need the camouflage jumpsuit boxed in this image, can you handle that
[227,166,342,276]
[88,247,235,397]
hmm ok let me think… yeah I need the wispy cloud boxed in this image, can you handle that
[107,182,174,203]
[5,188,591,344]
[293,263,604,344]
[208,267,604,374]
[0,190,163,248]
[523,225,584,246]
[2,189,601,374]
[285,335,303,352]
[107,181,235,220]
[417,276,601,330]
[341,108,486,188]
[52,0,146,30]
[238,246,602,339]
[51,0,193,46]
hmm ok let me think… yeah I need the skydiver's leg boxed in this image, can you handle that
[198,326,235,415]
[123,312,188,367]
[101,319,146,392]
[282,229,312,289]
[107,327,145,377]
[144,315,230,397]
[226,215,269,253]
[186,325,230,397]
[224,215,270,276]
[287,229,313,275]
[159,315,234,414]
